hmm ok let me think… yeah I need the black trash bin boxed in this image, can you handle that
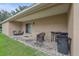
[55,34,69,55]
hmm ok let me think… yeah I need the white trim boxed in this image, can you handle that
[0,3,56,24]
[0,3,41,24]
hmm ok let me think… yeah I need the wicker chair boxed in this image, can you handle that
[35,32,45,46]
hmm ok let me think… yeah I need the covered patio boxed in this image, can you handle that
[2,3,72,56]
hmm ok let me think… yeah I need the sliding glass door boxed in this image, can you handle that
[25,23,32,33]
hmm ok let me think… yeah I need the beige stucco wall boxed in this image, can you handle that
[9,21,23,36]
[72,3,79,56]
[2,21,24,36]
[68,5,73,39]
[30,13,68,41]
[68,4,74,55]
[2,22,10,36]
[68,4,79,56]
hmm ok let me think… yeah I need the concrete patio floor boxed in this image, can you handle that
[13,35,70,56]
[13,36,69,56]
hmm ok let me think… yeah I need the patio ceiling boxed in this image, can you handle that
[14,3,70,22]
[0,3,70,24]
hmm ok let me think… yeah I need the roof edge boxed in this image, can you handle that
[0,3,41,24]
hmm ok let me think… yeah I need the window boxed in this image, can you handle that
[25,23,32,33]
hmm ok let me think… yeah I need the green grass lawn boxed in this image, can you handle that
[0,33,47,56]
